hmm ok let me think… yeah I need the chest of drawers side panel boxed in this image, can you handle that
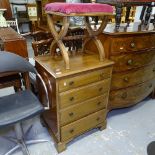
[35,61,60,141]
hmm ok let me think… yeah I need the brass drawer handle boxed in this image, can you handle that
[96,117,100,121]
[153,68,155,72]
[121,92,127,99]
[97,102,101,106]
[127,59,133,66]
[99,87,103,92]
[69,129,74,134]
[130,42,135,48]
[149,84,153,88]
[69,112,74,117]
[69,81,74,86]
[123,77,129,82]
[69,97,74,101]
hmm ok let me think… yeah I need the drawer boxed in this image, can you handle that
[111,64,155,90]
[59,79,111,109]
[60,94,108,126]
[109,78,155,109]
[151,35,155,48]
[61,109,106,141]
[58,67,112,92]
[111,50,155,72]
[110,36,150,54]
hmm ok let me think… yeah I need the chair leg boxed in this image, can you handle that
[15,123,30,155]
[4,122,50,155]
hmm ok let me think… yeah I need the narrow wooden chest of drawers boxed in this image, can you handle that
[35,53,113,152]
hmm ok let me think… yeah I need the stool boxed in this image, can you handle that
[45,2,114,69]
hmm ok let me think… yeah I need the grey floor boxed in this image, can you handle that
[0,37,155,155]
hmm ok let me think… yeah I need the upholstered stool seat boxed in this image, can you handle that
[45,2,113,14]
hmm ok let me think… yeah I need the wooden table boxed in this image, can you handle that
[0,27,29,90]
[0,27,28,57]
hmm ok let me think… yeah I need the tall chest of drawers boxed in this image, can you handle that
[98,23,155,110]
[35,54,113,152]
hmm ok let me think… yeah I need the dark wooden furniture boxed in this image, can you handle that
[0,27,28,57]
[96,0,155,29]
[0,27,28,91]
[11,2,32,33]
[35,54,113,152]
[90,22,155,110]
[0,0,12,19]
[31,30,53,56]
[35,0,65,31]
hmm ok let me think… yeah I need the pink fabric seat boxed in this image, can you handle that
[45,3,113,14]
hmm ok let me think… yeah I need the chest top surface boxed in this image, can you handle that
[35,53,114,78]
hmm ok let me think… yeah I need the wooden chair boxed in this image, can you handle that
[31,30,53,56]
[11,2,32,34]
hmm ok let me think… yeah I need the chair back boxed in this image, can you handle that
[0,51,36,74]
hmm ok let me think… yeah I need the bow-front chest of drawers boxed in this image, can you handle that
[98,23,155,110]
[35,54,113,152]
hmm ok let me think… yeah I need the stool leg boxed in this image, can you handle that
[84,16,108,60]
[47,14,70,69]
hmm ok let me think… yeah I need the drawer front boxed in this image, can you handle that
[151,35,155,48]
[61,109,106,141]
[111,50,155,72]
[109,78,155,109]
[110,36,150,54]
[59,79,111,109]
[60,94,108,126]
[111,64,155,90]
[58,67,112,92]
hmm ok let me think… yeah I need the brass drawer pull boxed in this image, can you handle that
[96,117,100,121]
[69,112,74,117]
[121,92,127,99]
[69,81,74,86]
[69,97,74,101]
[153,68,155,72]
[97,102,101,106]
[149,84,153,88]
[99,87,103,92]
[130,42,135,48]
[123,77,129,82]
[127,59,133,66]
[69,129,74,134]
